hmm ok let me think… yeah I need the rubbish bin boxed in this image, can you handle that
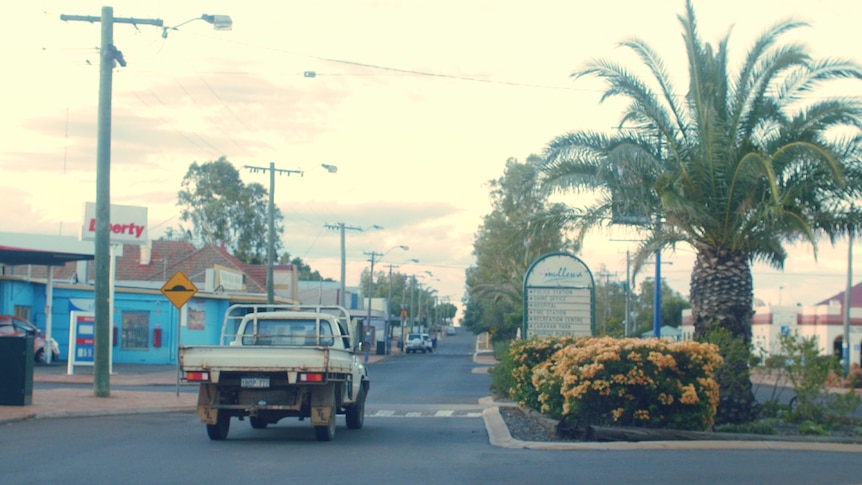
[376,340,386,355]
[0,334,35,406]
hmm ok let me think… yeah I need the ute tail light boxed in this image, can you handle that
[299,373,325,383]
[184,371,210,382]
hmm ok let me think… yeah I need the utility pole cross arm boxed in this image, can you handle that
[60,14,164,27]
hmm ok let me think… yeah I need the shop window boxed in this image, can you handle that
[121,311,150,350]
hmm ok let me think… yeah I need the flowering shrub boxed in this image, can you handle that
[506,336,580,412]
[527,337,722,430]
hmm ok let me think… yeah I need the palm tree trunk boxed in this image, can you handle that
[690,247,759,424]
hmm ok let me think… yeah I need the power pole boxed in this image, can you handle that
[596,269,618,335]
[363,251,383,363]
[244,163,302,304]
[60,7,163,398]
[385,263,399,355]
[324,222,364,306]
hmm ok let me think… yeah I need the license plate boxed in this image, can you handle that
[241,377,270,388]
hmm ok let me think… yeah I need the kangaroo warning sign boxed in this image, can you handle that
[523,252,595,339]
[161,271,198,309]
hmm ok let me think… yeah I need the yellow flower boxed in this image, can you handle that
[680,384,700,405]
[658,392,674,405]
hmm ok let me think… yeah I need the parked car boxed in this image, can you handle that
[446,326,456,335]
[0,315,60,363]
[405,333,433,353]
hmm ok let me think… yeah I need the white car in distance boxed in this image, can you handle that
[405,333,433,353]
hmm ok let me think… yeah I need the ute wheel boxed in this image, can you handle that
[346,387,366,430]
[249,417,268,429]
[206,412,231,441]
[34,348,46,364]
[314,410,336,442]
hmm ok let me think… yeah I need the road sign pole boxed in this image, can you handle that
[176,305,183,396]
[160,271,198,397]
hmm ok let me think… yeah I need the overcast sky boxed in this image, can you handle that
[3,0,861,322]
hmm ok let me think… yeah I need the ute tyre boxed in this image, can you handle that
[346,388,366,430]
[314,411,336,442]
[250,417,268,429]
[206,412,231,441]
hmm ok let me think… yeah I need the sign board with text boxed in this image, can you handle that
[67,311,101,375]
[81,202,149,245]
[523,252,595,339]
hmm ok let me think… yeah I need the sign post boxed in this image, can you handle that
[160,271,198,396]
[523,252,596,339]
[67,311,96,375]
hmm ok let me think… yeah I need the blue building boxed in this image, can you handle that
[0,234,287,365]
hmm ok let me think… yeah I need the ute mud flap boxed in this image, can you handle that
[310,383,335,426]
[197,384,219,424]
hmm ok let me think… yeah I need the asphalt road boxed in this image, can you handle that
[2,331,861,484]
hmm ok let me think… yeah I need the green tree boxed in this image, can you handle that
[437,301,458,324]
[177,157,284,264]
[539,1,862,423]
[466,156,575,340]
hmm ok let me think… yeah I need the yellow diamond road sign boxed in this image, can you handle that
[161,271,198,309]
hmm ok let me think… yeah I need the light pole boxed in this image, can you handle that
[415,271,434,332]
[387,258,417,354]
[59,7,230,398]
[843,231,853,373]
[363,245,408,362]
[643,257,671,338]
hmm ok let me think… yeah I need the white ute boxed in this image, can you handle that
[179,304,369,442]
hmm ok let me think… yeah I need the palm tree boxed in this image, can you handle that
[540,0,862,423]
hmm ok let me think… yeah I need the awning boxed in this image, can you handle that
[0,232,94,266]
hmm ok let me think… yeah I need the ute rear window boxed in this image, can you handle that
[242,319,334,347]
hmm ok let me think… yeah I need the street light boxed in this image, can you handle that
[363,245,408,362]
[162,14,233,38]
[59,7,230,398]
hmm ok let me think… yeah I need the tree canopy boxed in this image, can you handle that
[539,0,862,423]
[463,156,575,339]
[176,157,283,264]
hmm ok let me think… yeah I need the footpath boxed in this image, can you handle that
[0,354,390,423]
